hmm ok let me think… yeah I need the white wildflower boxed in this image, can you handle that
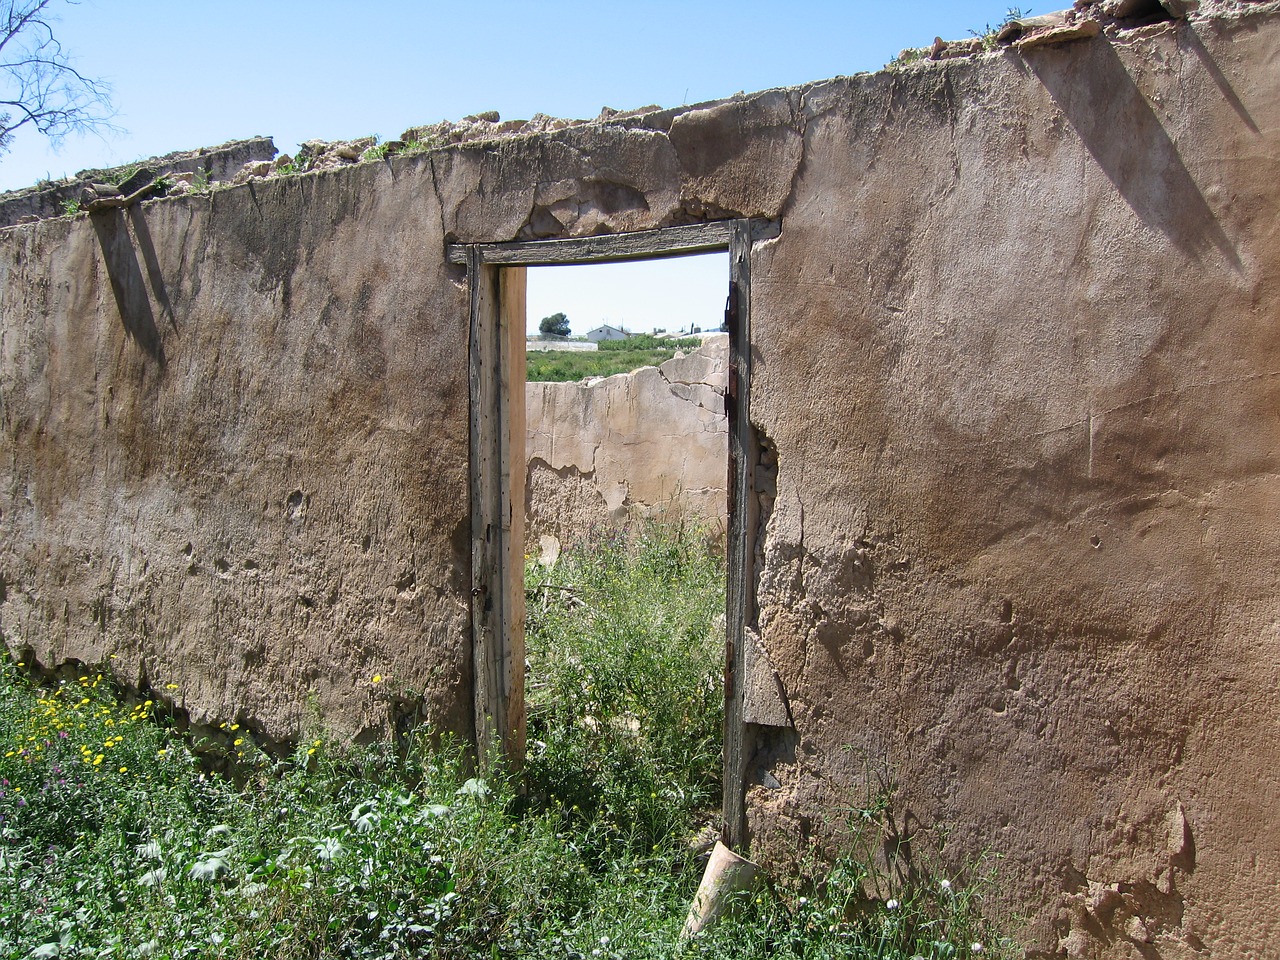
[313,837,344,861]
[188,851,230,881]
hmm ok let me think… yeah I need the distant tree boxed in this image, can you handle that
[538,312,570,338]
[0,1,114,158]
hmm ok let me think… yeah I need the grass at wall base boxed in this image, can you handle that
[0,523,1018,959]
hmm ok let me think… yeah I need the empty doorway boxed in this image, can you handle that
[451,220,775,845]
[523,252,728,850]
[524,253,729,539]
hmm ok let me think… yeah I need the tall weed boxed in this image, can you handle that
[524,522,725,855]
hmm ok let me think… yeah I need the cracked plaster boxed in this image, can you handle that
[526,337,729,544]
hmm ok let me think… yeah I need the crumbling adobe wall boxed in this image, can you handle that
[448,8,1277,955]
[1,3,1278,956]
[526,336,729,547]
[0,163,475,746]
[741,11,1280,959]
[0,138,278,227]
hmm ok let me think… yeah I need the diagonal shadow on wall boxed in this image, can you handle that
[128,206,179,336]
[1182,24,1259,135]
[91,208,169,366]
[1026,38,1240,269]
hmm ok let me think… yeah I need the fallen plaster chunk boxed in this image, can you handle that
[1014,17,1102,47]
[929,36,985,59]
[997,10,1104,47]
[84,178,165,213]
[741,627,792,728]
[998,11,1073,42]
[680,842,763,938]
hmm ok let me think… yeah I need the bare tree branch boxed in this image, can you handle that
[0,0,115,157]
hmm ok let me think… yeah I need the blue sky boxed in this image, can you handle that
[0,0,1023,333]
[526,254,731,337]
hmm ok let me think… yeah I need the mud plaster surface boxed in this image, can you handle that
[0,169,474,745]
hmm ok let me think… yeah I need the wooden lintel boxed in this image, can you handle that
[447,219,780,267]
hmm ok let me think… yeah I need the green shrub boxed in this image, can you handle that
[524,522,726,856]
[0,653,695,959]
[596,334,702,352]
[360,140,393,162]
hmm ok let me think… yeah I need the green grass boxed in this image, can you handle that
[525,335,707,382]
[524,522,726,856]
[0,523,1018,959]
[596,335,702,353]
[525,348,679,382]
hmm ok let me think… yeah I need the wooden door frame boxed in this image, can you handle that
[449,218,778,846]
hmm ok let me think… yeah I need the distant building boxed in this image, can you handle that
[526,339,597,353]
[585,324,628,342]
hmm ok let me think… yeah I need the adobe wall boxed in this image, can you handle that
[1,4,1277,956]
[0,137,278,227]
[0,164,475,745]
[741,11,1280,958]
[526,336,729,547]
